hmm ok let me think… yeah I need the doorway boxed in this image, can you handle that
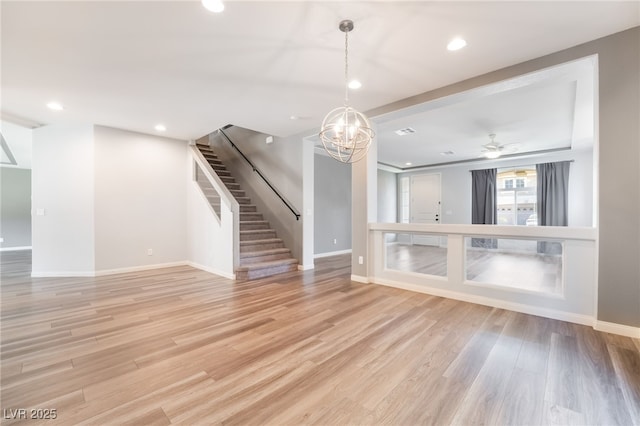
[410,173,441,246]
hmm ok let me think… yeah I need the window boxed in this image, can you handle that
[497,168,537,225]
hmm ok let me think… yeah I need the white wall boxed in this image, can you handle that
[93,126,188,272]
[32,124,190,276]
[397,148,594,227]
[32,124,95,275]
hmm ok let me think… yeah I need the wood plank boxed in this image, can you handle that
[1,251,638,425]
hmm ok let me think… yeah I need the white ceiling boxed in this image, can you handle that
[1,1,638,162]
[374,55,597,169]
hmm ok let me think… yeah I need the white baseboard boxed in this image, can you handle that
[32,261,190,278]
[187,262,236,280]
[298,264,314,271]
[94,262,188,277]
[314,249,352,259]
[594,320,640,338]
[32,261,238,280]
[32,271,96,277]
[1,246,32,252]
[372,276,594,327]
[351,274,370,284]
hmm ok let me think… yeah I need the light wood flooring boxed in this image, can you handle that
[1,250,639,425]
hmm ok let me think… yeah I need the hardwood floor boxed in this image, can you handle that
[1,250,639,425]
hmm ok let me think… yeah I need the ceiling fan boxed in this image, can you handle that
[481,133,517,159]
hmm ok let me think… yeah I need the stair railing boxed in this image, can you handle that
[219,128,301,221]
[190,145,240,272]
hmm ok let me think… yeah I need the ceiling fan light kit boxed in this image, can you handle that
[319,19,375,164]
[482,133,504,159]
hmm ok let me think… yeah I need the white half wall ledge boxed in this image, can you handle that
[351,274,370,284]
[594,320,640,339]
[0,246,32,252]
[314,249,352,259]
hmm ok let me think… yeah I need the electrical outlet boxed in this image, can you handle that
[333,238,337,245]
[0,237,4,243]
[147,249,153,256]
[358,256,364,265]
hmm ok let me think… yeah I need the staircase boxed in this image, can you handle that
[195,142,299,280]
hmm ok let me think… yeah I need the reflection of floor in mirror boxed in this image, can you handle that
[385,243,562,294]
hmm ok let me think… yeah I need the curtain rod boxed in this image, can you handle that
[469,160,574,172]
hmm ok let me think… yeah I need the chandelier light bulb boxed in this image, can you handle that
[202,0,224,13]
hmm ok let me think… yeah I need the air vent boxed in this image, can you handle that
[394,127,416,136]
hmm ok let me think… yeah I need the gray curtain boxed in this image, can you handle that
[471,168,497,248]
[536,161,571,254]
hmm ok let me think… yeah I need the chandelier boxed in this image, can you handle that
[319,20,374,164]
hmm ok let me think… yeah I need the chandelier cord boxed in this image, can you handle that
[344,28,349,106]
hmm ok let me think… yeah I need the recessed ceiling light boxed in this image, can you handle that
[394,127,416,136]
[405,162,412,166]
[202,0,224,13]
[289,115,299,120]
[348,79,362,89]
[447,37,467,51]
[47,101,64,111]
[155,124,166,132]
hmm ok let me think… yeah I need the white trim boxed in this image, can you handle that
[0,246,32,252]
[33,261,238,280]
[372,276,594,327]
[187,261,236,280]
[314,249,352,259]
[32,271,95,277]
[351,274,370,284]
[94,262,188,277]
[298,263,314,271]
[594,321,640,338]
[370,222,596,241]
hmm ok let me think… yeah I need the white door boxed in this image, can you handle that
[410,173,441,245]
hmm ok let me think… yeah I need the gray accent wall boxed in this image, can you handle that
[314,154,351,255]
[365,27,640,328]
[0,167,31,248]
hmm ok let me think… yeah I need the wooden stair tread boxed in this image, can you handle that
[236,258,298,271]
[240,248,291,258]
[240,229,275,235]
[239,238,281,245]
